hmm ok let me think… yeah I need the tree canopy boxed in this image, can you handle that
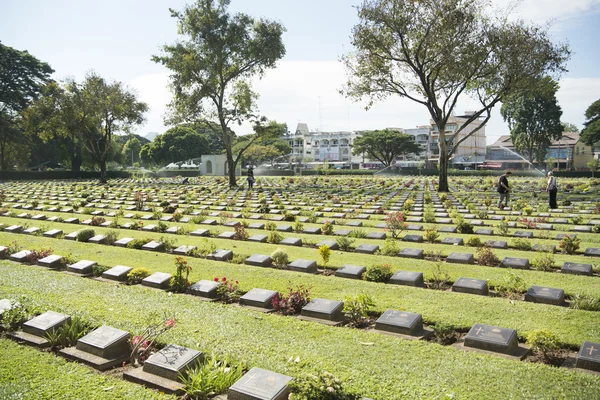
[581,99,600,146]
[140,125,210,166]
[0,42,53,170]
[342,0,570,191]
[501,77,563,164]
[152,0,286,186]
[352,129,422,167]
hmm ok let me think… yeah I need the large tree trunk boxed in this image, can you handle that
[226,149,237,188]
[0,141,6,171]
[99,153,107,183]
[438,139,449,192]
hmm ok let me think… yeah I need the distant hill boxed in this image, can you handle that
[144,131,159,142]
[114,134,151,146]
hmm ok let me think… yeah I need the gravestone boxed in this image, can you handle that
[102,265,132,282]
[64,217,79,224]
[23,227,40,235]
[316,240,339,250]
[438,226,457,233]
[142,224,157,232]
[406,224,423,231]
[114,238,134,248]
[0,299,11,316]
[17,311,71,347]
[228,367,292,400]
[366,232,386,240]
[139,344,202,382]
[64,231,78,241]
[584,248,600,257]
[513,231,533,238]
[218,232,236,239]
[335,264,366,279]
[37,255,63,268]
[43,229,63,238]
[300,298,345,324]
[334,229,351,236]
[464,323,520,356]
[525,286,565,306]
[561,262,593,276]
[402,234,423,243]
[375,310,427,337]
[573,225,592,233]
[398,248,424,259]
[245,255,273,268]
[67,260,97,276]
[248,234,268,243]
[248,223,265,230]
[576,341,600,372]
[88,235,107,244]
[173,245,196,256]
[355,244,379,254]
[486,240,507,249]
[556,233,576,240]
[240,288,278,310]
[0,246,6,259]
[142,241,165,252]
[500,257,529,269]
[532,244,555,253]
[142,272,172,289]
[207,250,233,262]
[60,325,130,370]
[190,229,210,237]
[189,280,221,300]
[446,252,474,264]
[280,237,303,247]
[442,237,463,246]
[276,225,293,232]
[287,259,317,274]
[389,271,424,287]
[303,227,322,234]
[452,278,489,296]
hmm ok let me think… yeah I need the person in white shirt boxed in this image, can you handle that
[546,171,557,209]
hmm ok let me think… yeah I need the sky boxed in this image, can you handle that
[2,0,600,145]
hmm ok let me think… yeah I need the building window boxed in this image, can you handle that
[582,147,585,155]
[576,147,580,156]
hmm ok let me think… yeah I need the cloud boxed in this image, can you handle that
[492,0,600,27]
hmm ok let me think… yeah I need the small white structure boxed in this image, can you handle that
[199,155,241,176]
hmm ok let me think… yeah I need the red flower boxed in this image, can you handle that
[165,319,176,328]
[213,277,219,282]
[222,277,227,282]
[235,280,239,284]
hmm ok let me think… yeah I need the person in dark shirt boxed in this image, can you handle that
[497,170,512,209]
[247,166,255,189]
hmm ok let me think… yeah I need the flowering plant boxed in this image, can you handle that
[215,277,241,303]
[170,256,192,293]
[384,211,406,238]
[130,315,176,367]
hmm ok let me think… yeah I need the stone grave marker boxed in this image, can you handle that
[102,265,133,282]
[335,264,366,279]
[190,229,210,237]
[398,248,424,259]
[576,341,600,372]
[37,255,63,268]
[316,240,339,250]
[402,234,423,243]
[89,235,107,244]
[513,231,533,238]
[561,262,592,276]
[334,229,351,236]
[452,278,489,296]
[218,231,236,239]
[276,225,292,232]
[366,231,386,240]
[500,257,529,269]
[43,229,63,238]
[18,311,71,347]
[303,227,322,234]
[406,224,423,231]
[287,259,317,274]
[464,323,521,356]
[114,237,134,248]
[23,227,40,235]
[142,272,172,289]
[207,250,233,262]
[556,233,576,240]
[300,298,345,325]
[375,310,427,338]
[60,325,130,370]
[584,248,600,257]
[173,245,195,256]
[64,217,79,224]
[64,231,78,241]
[142,241,165,252]
[67,260,97,276]
[245,254,273,268]
[442,237,463,246]
[525,286,565,306]
[390,271,425,287]
[142,224,157,232]
[228,367,292,400]
[447,252,474,264]
[573,225,592,233]
[0,299,11,316]
[486,240,507,249]
[438,226,457,233]
[248,234,268,243]
[240,288,278,310]
[355,244,379,254]
[189,280,221,300]
[248,223,265,229]
[280,237,302,246]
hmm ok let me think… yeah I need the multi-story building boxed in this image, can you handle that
[485,132,592,170]
[427,112,487,168]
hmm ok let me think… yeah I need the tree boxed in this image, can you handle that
[0,42,53,170]
[122,136,142,166]
[80,73,148,182]
[581,99,600,146]
[587,159,599,177]
[342,0,569,191]
[501,77,563,165]
[153,0,286,187]
[140,125,210,166]
[562,122,579,133]
[352,129,422,167]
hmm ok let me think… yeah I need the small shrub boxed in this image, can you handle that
[0,298,40,332]
[215,277,242,303]
[157,221,169,233]
[569,294,600,311]
[293,219,304,232]
[319,245,330,268]
[180,355,246,400]
[233,223,249,241]
[496,220,509,236]
[191,215,207,224]
[130,315,176,367]
[466,237,483,247]
[531,253,555,271]
[593,224,600,233]
[428,263,450,290]
[321,221,334,235]
[348,229,368,238]
[190,239,217,258]
[423,228,439,243]
[170,256,192,293]
[25,248,53,265]
[264,221,277,231]
[90,216,106,226]
[511,238,532,251]
[384,212,406,238]
[476,246,499,267]
[272,285,311,315]
[362,264,393,283]
[525,329,563,364]
[456,221,474,234]
[230,254,246,264]
[558,235,580,254]
[104,230,119,245]
[126,237,153,250]
[343,293,375,328]
[336,236,355,251]
[5,240,21,255]
[424,250,443,262]
[494,269,526,299]
[92,264,110,277]
[271,248,289,269]
[430,322,460,345]
[127,268,151,285]
[379,238,400,256]
[289,372,358,400]
[267,231,283,244]
[46,315,96,350]
[158,235,177,251]
[76,228,95,242]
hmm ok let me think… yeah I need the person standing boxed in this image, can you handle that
[497,170,512,209]
[247,166,255,189]
[546,171,557,209]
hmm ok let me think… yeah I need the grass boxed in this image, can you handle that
[0,339,172,400]
[1,262,600,399]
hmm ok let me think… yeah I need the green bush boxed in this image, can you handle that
[511,238,532,251]
[335,236,355,251]
[531,253,555,271]
[76,229,95,242]
[126,237,153,250]
[466,237,482,247]
[559,235,580,254]
[321,221,334,235]
[271,248,289,269]
[46,315,96,350]
[267,231,283,244]
[379,238,400,256]
[494,269,526,299]
[104,230,119,245]
[431,322,460,345]
[456,221,474,234]
[180,355,246,400]
[92,265,110,277]
[525,329,562,364]
[569,294,600,311]
[362,264,393,283]
[127,268,152,285]
[427,263,450,290]
[289,371,358,400]
[0,298,40,332]
[424,228,439,243]
[343,293,375,328]
[476,246,499,266]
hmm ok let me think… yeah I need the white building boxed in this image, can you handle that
[427,112,486,168]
